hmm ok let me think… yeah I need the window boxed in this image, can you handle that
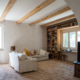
[62,30,80,49]
[77,31,80,41]
[0,24,4,49]
[63,33,68,47]
[70,32,75,47]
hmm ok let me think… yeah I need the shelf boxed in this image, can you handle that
[58,25,79,30]
[52,34,57,35]
[48,31,52,32]
[47,30,57,32]
[47,45,52,46]
[52,50,57,51]
[52,39,57,40]
[52,42,57,44]
[47,46,57,47]
[47,19,78,60]
[47,46,52,47]
[48,50,57,51]
[52,46,57,47]
[47,35,52,36]
[52,30,57,31]
[58,51,77,54]
[47,49,52,51]
[47,39,51,40]
[53,58,58,60]
[49,53,55,54]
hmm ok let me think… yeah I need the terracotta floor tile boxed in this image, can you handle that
[0,60,80,80]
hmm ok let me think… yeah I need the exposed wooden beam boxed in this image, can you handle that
[16,0,55,24]
[0,0,16,22]
[30,6,71,26]
[41,14,75,27]
[58,25,79,30]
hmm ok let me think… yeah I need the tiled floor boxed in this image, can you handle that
[0,60,80,80]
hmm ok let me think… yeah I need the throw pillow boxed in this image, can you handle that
[31,50,36,55]
[40,49,46,55]
[18,53,26,61]
[31,50,38,55]
[23,51,26,55]
[23,51,28,58]
[31,50,34,55]
[24,49,30,56]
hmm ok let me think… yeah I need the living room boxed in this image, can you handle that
[0,0,80,80]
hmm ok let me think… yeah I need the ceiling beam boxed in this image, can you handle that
[16,0,55,24]
[30,6,71,26]
[0,0,16,22]
[41,14,75,27]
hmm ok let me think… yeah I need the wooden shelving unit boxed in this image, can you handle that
[47,26,57,59]
[47,19,78,59]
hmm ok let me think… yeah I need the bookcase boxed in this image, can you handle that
[47,27,57,59]
[47,19,78,59]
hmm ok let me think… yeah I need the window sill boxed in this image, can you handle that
[58,51,77,54]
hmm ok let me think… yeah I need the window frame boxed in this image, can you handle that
[63,33,68,48]
[61,30,78,50]
[77,31,80,42]
[0,24,4,50]
[69,31,76,48]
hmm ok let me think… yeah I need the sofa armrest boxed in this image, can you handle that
[45,52,49,56]
[9,53,20,71]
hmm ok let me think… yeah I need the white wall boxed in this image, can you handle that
[61,52,77,62]
[65,0,80,28]
[0,21,47,63]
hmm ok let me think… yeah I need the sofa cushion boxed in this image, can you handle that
[31,55,46,58]
[24,49,30,56]
[31,50,38,56]
[40,49,46,55]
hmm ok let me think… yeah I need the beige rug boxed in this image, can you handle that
[0,60,80,80]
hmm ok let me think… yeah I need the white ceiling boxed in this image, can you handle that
[0,0,9,17]
[37,10,74,25]
[0,0,74,25]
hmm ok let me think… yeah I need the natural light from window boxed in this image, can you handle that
[63,33,68,47]
[0,27,2,49]
[77,31,80,42]
[70,32,75,47]
[0,25,3,49]
[63,31,80,49]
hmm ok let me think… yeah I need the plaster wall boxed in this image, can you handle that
[0,21,47,63]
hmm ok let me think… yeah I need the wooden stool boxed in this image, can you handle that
[61,55,65,61]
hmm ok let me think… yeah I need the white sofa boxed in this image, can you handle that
[9,52,37,73]
[9,49,49,73]
[30,49,49,61]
